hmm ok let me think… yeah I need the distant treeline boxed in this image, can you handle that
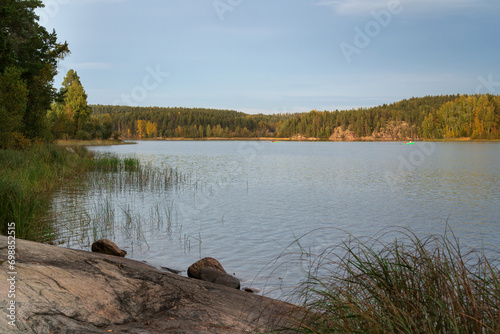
[91,94,500,141]
[91,105,295,139]
[277,94,500,140]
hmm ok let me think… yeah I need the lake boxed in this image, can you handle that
[47,141,500,300]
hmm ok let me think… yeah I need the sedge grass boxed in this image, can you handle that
[86,157,189,193]
[0,145,151,241]
[283,228,500,334]
[0,144,95,240]
[45,156,190,251]
[50,197,185,252]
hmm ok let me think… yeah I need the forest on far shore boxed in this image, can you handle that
[91,94,500,141]
[2,2,499,148]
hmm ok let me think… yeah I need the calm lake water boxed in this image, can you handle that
[48,141,500,300]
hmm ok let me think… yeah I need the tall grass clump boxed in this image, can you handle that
[285,229,500,334]
[87,157,188,193]
[0,144,95,239]
[92,154,140,173]
[1,144,182,242]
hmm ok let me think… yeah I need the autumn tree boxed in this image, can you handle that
[136,120,147,138]
[145,121,158,138]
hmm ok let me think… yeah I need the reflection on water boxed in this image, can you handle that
[46,141,500,300]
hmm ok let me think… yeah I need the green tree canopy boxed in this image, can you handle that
[0,67,28,147]
[48,69,92,139]
[63,70,90,135]
[0,0,69,141]
[48,69,118,140]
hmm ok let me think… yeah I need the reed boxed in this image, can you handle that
[0,144,94,240]
[86,159,190,193]
[0,145,150,241]
[283,228,500,334]
[123,157,140,171]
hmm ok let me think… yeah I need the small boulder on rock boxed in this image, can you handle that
[91,239,127,257]
[188,257,240,289]
[200,267,240,290]
[188,257,226,278]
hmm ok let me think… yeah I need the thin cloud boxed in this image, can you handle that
[316,0,483,16]
[63,62,111,70]
[71,0,125,4]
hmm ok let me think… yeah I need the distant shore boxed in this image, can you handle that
[112,137,500,142]
[134,137,291,141]
[54,137,500,146]
[424,137,500,142]
[55,139,136,146]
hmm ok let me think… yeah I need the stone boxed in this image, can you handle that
[0,236,302,333]
[188,257,240,289]
[199,267,240,290]
[187,257,226,279]
[160,266,183,274]
[91,238,127,257]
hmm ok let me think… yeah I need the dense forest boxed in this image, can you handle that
[277,94,500,140]
[91,105,295,139]
[91,94,500,141]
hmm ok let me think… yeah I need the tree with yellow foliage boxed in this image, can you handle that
[146,121,158,138]
[136,120,147,138]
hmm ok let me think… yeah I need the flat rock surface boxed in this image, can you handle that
[0,236,300,333]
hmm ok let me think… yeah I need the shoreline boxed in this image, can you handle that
[115,137,500,143]
[55,139,136,146]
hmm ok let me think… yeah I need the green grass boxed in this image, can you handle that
[282,228,500,334]
[0,145,143,241]
[0,144,95,239]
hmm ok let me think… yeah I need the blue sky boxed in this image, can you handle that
[37,0,500,114]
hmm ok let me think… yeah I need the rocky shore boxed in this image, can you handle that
[0,236,301,333]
